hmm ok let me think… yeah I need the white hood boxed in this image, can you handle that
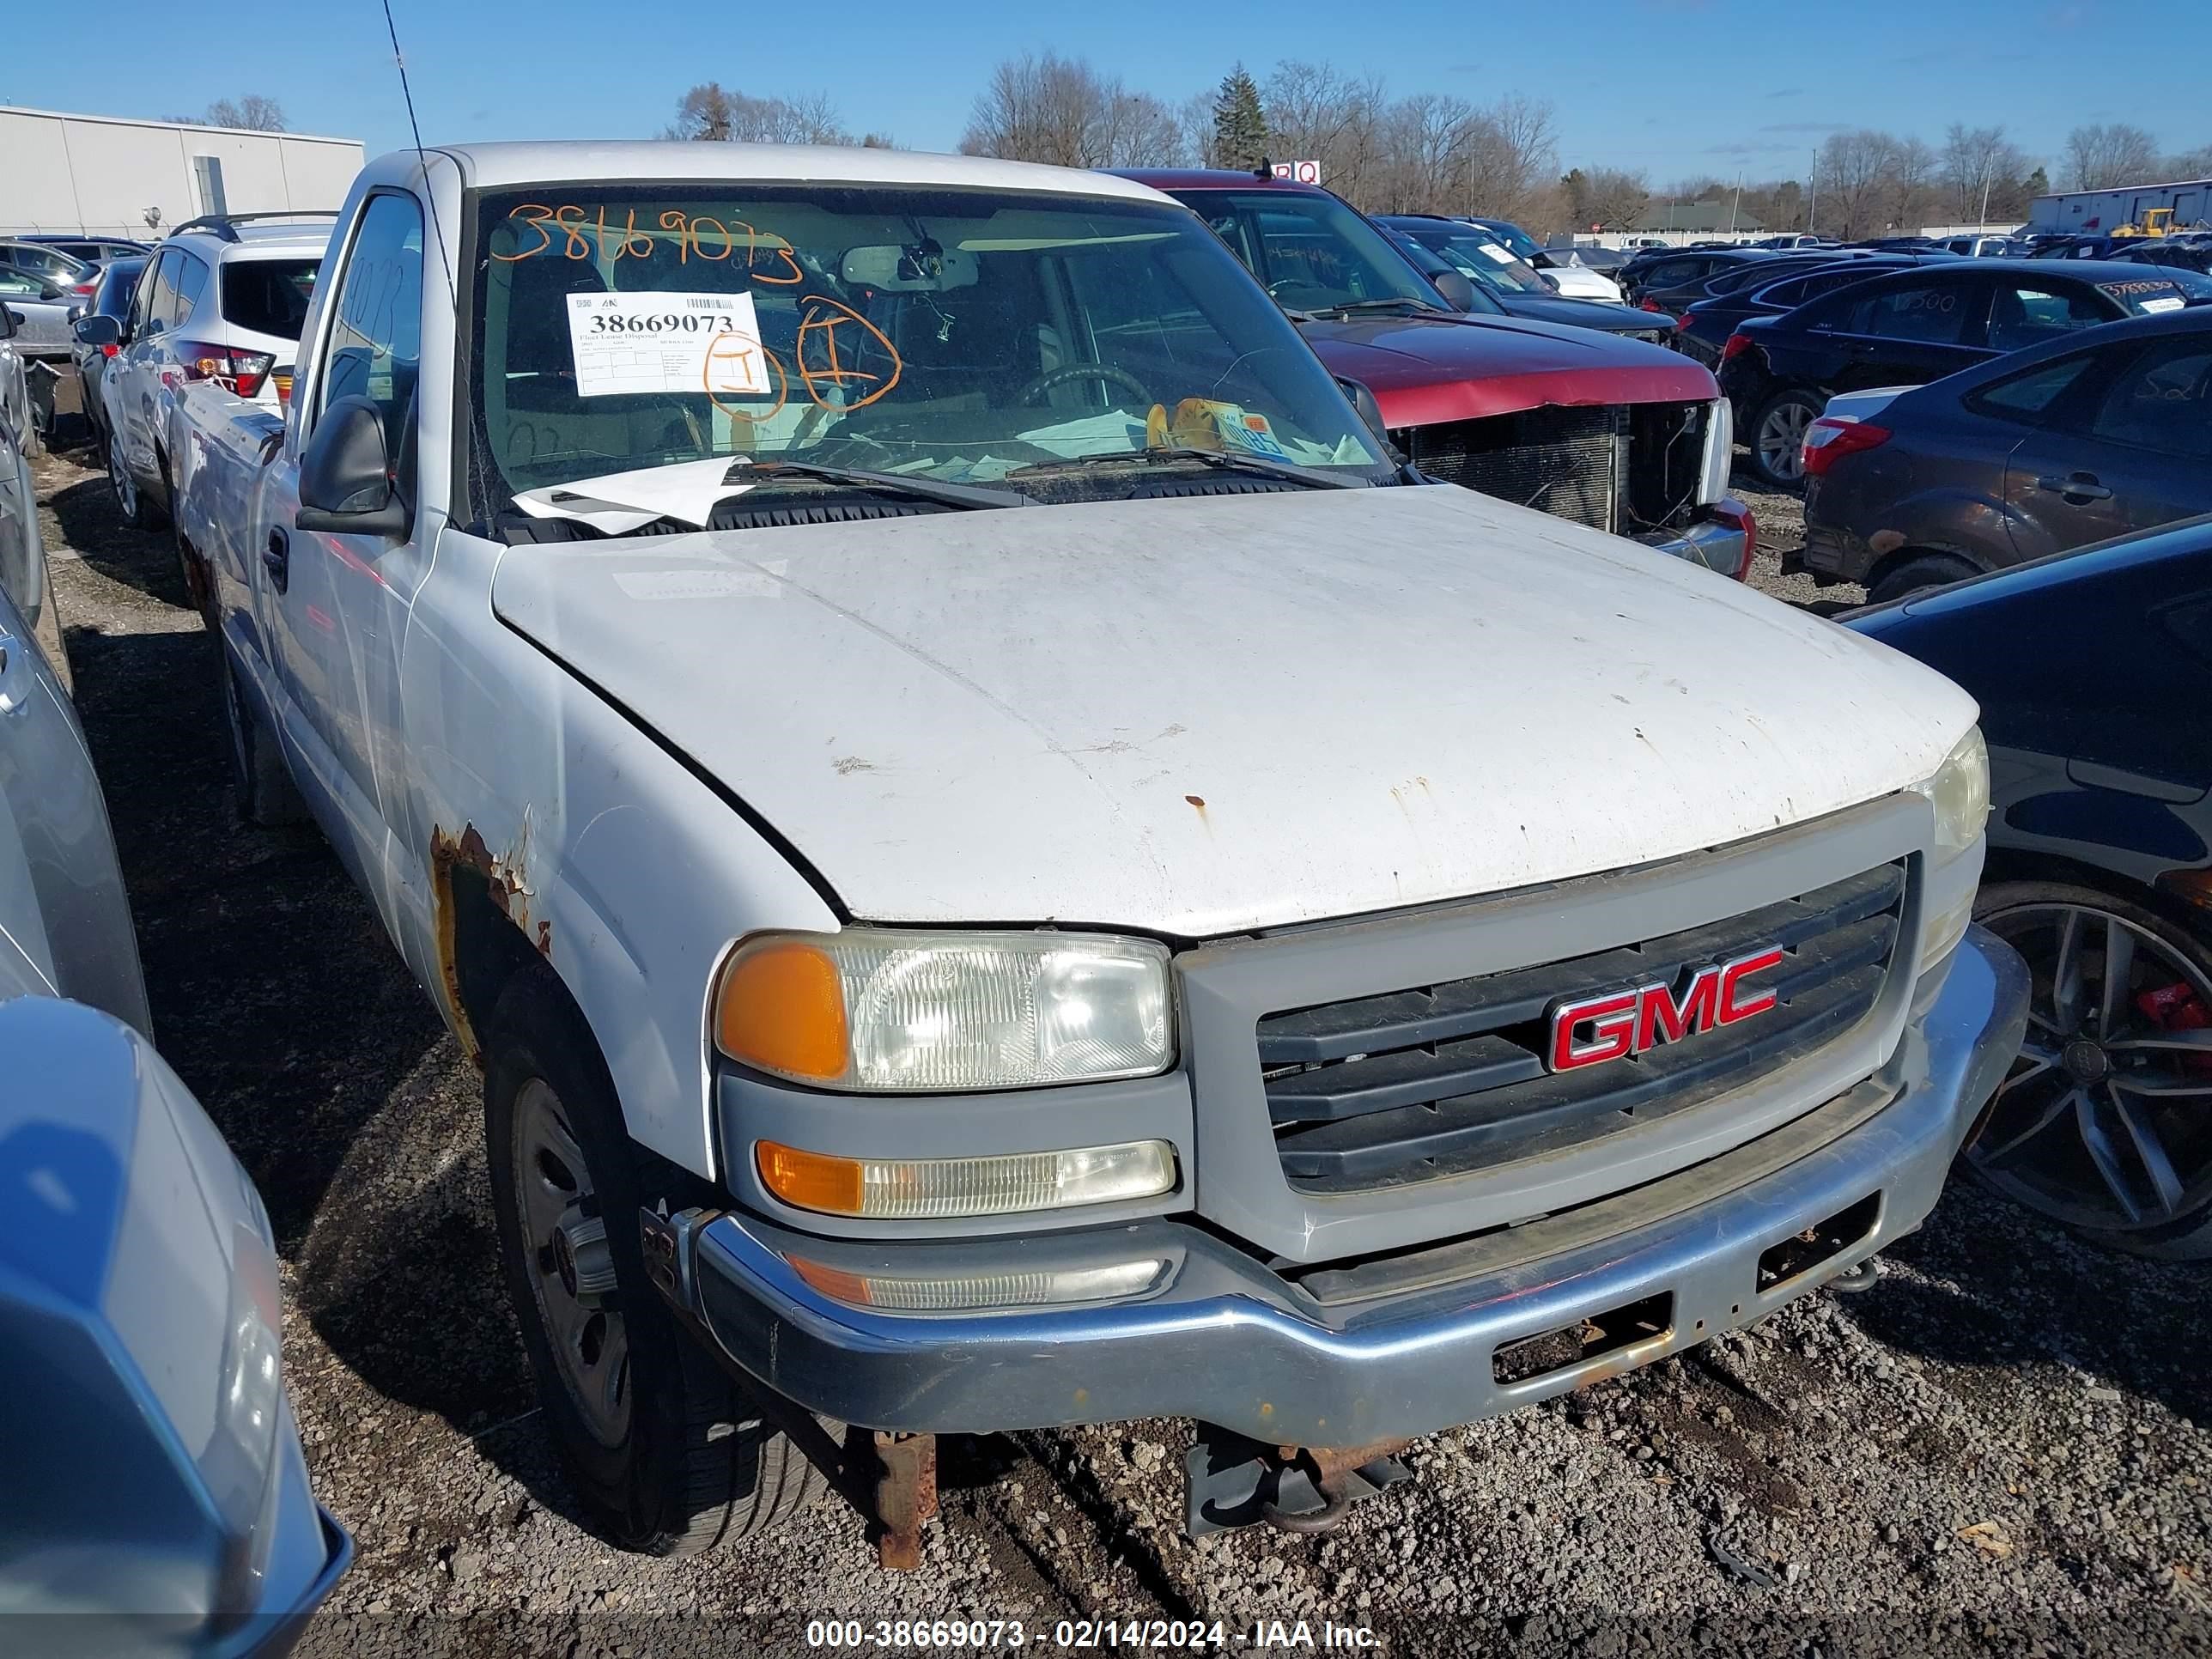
[489,484,1975,937]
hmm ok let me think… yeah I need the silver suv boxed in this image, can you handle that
[87,212,332,538]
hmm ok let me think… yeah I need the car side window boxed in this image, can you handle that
[1962,353,2097,424]
[145,250,184,336]
[313,193,425,448]
[170,252,211,330]
[1986,283,2110,353]
[1856,279,1972,345]
[2085,337,2212,459]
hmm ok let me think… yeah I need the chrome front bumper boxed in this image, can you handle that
[644,929,2026,1445]
[1638,500,1753,579]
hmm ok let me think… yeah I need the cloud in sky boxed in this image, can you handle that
[1766,87,1804,98]
[1759,120,1850,135]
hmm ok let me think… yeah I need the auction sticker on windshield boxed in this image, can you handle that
[566,290,771,398]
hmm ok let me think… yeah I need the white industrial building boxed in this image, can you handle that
[0,106,364,238]
[2028,177,2212,234]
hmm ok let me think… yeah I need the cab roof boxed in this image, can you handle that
[402,142,1174,204]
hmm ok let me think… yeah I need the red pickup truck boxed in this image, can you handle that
[1120,170,1756,576]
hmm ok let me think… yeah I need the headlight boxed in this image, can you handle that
[715,928,1174,1091]
[1910,726,1990,856]
[1698,397,1734,506]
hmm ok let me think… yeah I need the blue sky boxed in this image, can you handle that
[8,0,2205,187]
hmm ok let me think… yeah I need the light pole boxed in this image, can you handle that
[1807,149,1818,235]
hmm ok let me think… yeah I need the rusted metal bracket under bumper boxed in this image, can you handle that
[640,933,2024,1449]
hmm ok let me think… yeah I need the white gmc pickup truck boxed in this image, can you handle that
[174,141,2027,1561]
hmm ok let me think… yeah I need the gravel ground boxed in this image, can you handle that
[27,435,2210,1658]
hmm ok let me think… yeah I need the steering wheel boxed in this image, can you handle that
[1017,363,1152,408]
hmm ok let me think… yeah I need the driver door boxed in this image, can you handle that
[261,191,431,919]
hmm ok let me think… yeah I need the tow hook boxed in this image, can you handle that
[1186,1427,1413,1537]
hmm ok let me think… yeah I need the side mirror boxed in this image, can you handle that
[75,313,122,348]
[1334,375,1391,448]
[0,308,15,340]
[295,395,410,538]
[1429,269,1478,312]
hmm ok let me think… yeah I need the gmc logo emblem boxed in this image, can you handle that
[1545,947,1785,1073]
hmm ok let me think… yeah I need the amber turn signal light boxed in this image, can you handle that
[715,939,848,1083]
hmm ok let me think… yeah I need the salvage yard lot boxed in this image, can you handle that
[29,439,2212,1657]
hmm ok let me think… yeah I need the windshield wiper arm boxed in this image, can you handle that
[1007,447,1366,490]
[729,459,1034,510]
[1309,297,1444,319]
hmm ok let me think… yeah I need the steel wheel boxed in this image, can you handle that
[511,1077,632,1449]
[1753,395,1814,484]
[1970,898,2212,1238]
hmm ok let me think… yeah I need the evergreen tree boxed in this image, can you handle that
[1212,65,1268,171]
[2022,165,2050,198]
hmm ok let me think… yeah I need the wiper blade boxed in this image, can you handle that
[1006,446,1366,490]
[730,459,1033,510]
[1308,297,1443,319]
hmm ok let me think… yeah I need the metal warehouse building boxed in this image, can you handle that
[2028,176,2212,234]
[0,106,364,238]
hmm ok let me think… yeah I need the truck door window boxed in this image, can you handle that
[315,193,424,449]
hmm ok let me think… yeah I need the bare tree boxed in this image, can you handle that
[1941,124,2029,223]
[1463,94,1558,225]
[1263,60,1389,203]
[1816,130,1901,236]
[1561,167,1648,231]
[184,94,286,131]
[2064,123,2160,190]
[666,82,854,145]
[2165,143,2212,182]
[958,52,1181,167]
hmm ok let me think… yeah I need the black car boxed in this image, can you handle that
[1801,307,2212,602]
[1375,218,1670,343]
[68,257,149,455]
[1718,258,2212,488]
[2107,240,2212,277]
[1636,250,1865,325]
[1618,246,1778,307]
[1674,254,1938,366]
[1849,516,2212,1256]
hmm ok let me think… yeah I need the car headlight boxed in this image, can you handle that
[1910,726,1990,856]
[1699,397,1734,506]
[715,928,1174,1092]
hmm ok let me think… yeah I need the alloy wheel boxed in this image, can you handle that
[512,1077,632,1448]
[1969,902,2212,1234]
[109,440,137,521]
[1756,401,1813,483]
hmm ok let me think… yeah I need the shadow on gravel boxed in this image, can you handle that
[55,509,591,1530]
[48,471,195,610]
[1852,1183,2212,1429]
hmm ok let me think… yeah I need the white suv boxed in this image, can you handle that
[92,213,333,544]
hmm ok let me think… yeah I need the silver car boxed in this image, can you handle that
[0,308,51,653]
[0,580,147,1030]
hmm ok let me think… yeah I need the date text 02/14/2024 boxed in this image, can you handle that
[803,1619,1381,1650]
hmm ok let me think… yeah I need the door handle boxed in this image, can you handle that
[2035,473,2112,501]
[0,623,30,716]
[263,527,290,594]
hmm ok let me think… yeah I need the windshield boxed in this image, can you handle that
[1476,220,1544,263]
[1166,190,1441,314]
[1383,231,1507,313]
[1395,225,1551,296]
[468,184,1388,517]
[4,243,88,283]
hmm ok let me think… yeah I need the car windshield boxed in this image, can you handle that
[4,243,89,283]
[1405,228,1551,295]
[469,184,1390,517]
[1170,190,1441,315]
[1475,221,1544,263]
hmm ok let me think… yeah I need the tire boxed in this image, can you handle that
[1966,879,2212,1261]
[216,650,309,826]
[109,428,164,529]
[483,968,824,1554]
[1746,387,1824,490]
[1866,552,1978,607]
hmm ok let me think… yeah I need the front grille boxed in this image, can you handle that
[1399,399,1710,537]
[1400,406,1624,532]
[1258,863,1906,1194]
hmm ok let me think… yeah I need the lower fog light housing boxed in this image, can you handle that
[757,1139,1178,1219]
[787,1255,1168,1310]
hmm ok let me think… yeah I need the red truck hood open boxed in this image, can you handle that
[1301,313,1717,429]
